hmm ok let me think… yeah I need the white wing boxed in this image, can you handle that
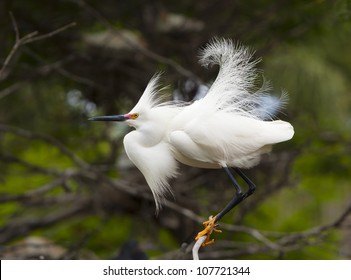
[170,111,294,169]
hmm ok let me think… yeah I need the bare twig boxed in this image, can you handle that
[0,82,24,99]
[23,51,100,89]
[0,12,75,81]
[10,11,20,41]
[0,54,99,99]
[24,22,76,44]
[192,236,206,260]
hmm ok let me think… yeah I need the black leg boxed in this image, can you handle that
[214,167,256,223]
[234,168,256,199]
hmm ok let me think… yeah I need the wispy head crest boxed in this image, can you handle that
[132,73,169,112]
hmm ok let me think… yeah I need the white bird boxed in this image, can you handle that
[89,38,294,245]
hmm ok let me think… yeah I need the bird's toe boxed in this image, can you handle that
[195,215,222,246]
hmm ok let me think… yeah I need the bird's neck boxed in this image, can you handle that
[133,107,178,146]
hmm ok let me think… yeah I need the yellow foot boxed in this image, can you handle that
[195,215,222,246]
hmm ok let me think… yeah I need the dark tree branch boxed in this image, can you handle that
[0,198,91,244]
[0,171,77,203]
[0,124,89,168]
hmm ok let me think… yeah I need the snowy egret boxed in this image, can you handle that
[89,38,294,245]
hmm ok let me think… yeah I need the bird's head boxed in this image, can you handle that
[88,73,170,129]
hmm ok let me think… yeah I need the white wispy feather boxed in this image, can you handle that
[198,38,286,120]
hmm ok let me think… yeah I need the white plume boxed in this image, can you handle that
[199,38,285,120]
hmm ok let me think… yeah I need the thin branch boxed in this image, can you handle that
[0,199,91,244]
[0,15,22,80]
[0,81,25,99]
[332,202,351,228]
[0,54,99,100]
[9,12,20,41]
[74,0,201,82]
[0,12,75,81]
[0,152,61,176]
[24,22,76,44]
[24,50,100,89]
[277,201,351,246]
[192,236,206,260]
[0,171,77,203]
[0,124,89,168]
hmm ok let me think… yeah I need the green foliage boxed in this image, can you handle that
[265,43,350,131]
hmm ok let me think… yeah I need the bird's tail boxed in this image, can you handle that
[261,120,294,144]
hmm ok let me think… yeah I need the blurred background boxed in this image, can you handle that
[0,0,350,260]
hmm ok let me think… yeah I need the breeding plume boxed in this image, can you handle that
[89,38,294,245]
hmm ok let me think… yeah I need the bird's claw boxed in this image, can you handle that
[195,215,222,246]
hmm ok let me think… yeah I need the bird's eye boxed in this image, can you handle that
[131,113,139,120]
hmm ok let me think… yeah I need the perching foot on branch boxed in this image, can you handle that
[195,215,222,246]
